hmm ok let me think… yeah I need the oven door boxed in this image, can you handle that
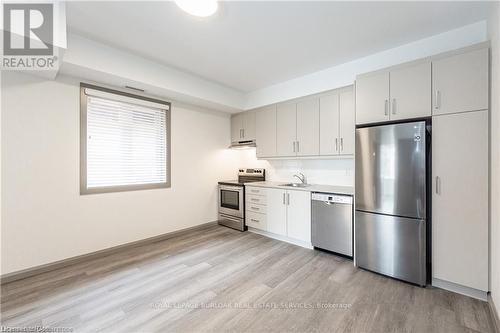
[219,185,244,218]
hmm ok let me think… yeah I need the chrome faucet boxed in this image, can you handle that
[293,173,307,184]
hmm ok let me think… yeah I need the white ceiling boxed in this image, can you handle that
[66,1,491,93]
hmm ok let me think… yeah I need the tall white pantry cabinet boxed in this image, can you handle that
[431,47,489,294]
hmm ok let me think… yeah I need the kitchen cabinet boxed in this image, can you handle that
[432,48,489,116]
[432,110,488,291]
[319,93,339,155]
[355,71,389,125]
[255,105,277,158]
[276,102,297,156]
[296,98,320,156]
[266,188,287,236]
[339,90,355,155]
[286,190,311,243]
[242,110,256,140]
[390,62,431,120]
[246,211,267,231]
[356,61,431,125]
[231,113,244,143]
[319,89,355,156]
[231,111,256,143]
[245,186,312,244]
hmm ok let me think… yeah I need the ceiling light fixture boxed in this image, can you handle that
[175,0,218,17]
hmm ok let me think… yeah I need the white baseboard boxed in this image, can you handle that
[248,227,313,250]
[488,294,500,333]
[432,278,488,301]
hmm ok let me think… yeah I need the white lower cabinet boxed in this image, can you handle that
[286,190,311,243]
[246,211,267,230]
[245,186,312,246]
[266,188,287,235]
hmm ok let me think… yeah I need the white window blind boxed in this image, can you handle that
[85,93,168,190]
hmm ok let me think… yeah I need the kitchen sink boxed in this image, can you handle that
[280,183,311,188]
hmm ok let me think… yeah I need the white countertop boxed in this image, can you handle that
[245,181,354,196]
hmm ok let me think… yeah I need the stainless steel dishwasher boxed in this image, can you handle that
[312,192,353,257]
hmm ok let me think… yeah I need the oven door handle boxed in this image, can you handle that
[219,185,244,192]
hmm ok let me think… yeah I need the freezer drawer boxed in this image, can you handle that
[355,211,426,286]
[312,194,353,257]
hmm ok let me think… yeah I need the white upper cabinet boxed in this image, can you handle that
[256,105,277,158]
[432,48,489,116]
[319,94,340,155]
[319,87,355,156]
[296,98,320,156]
[286,190,311,243]
[230,113,244,143]
[355,71,390,125]
[339,90,355,155]
[356,61,431,125]
[242,110,256,141]
[231,111,256,142]
[276,102,297,157]
[390,62,431,120]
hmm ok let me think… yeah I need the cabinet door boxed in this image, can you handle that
[355,72,390,125]
[276,102,297,156]
[266,188,287,236]
[296,98,320,156]
[432,110,488,291]
[319,93,339,156]
[339,90,355,155]
[230,113,244,143]
[286,190,311,243]
[432,48,488,116]
[390,62,431,120]
[242,110,256,141]
[256,105,277,158]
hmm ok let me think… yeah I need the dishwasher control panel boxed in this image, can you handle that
[312,192,353,204]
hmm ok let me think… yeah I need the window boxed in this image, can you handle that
[80,84,171,194]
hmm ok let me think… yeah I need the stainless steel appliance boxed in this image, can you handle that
[355,121,429,286]
[312,192,353,257]
[218,168,265,231]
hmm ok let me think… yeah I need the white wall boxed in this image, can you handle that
[0,72,243,275]
[488,1,500,320]
[246,21,487,109]
[236,149,354,186]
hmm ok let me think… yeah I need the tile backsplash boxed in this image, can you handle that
[237,149,354,186]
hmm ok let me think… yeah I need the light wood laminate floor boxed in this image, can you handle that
[1,225,496,333]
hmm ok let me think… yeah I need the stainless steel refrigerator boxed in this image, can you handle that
[355,121,429,286]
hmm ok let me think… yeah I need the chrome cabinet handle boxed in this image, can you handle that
[242,129,245,138]
[435,176,441,194]
[251,198,259,202]
[250,219,259,223]
[297,141,300,152]
[340,138,344,152]
[251,206,260,211]
[293,141,296,153]
[286,193,290,205]
[335,138,338,152]
[392,98,396,115]
[384,99,389,116]
[283,193,286,204]
[434,90,441,109]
